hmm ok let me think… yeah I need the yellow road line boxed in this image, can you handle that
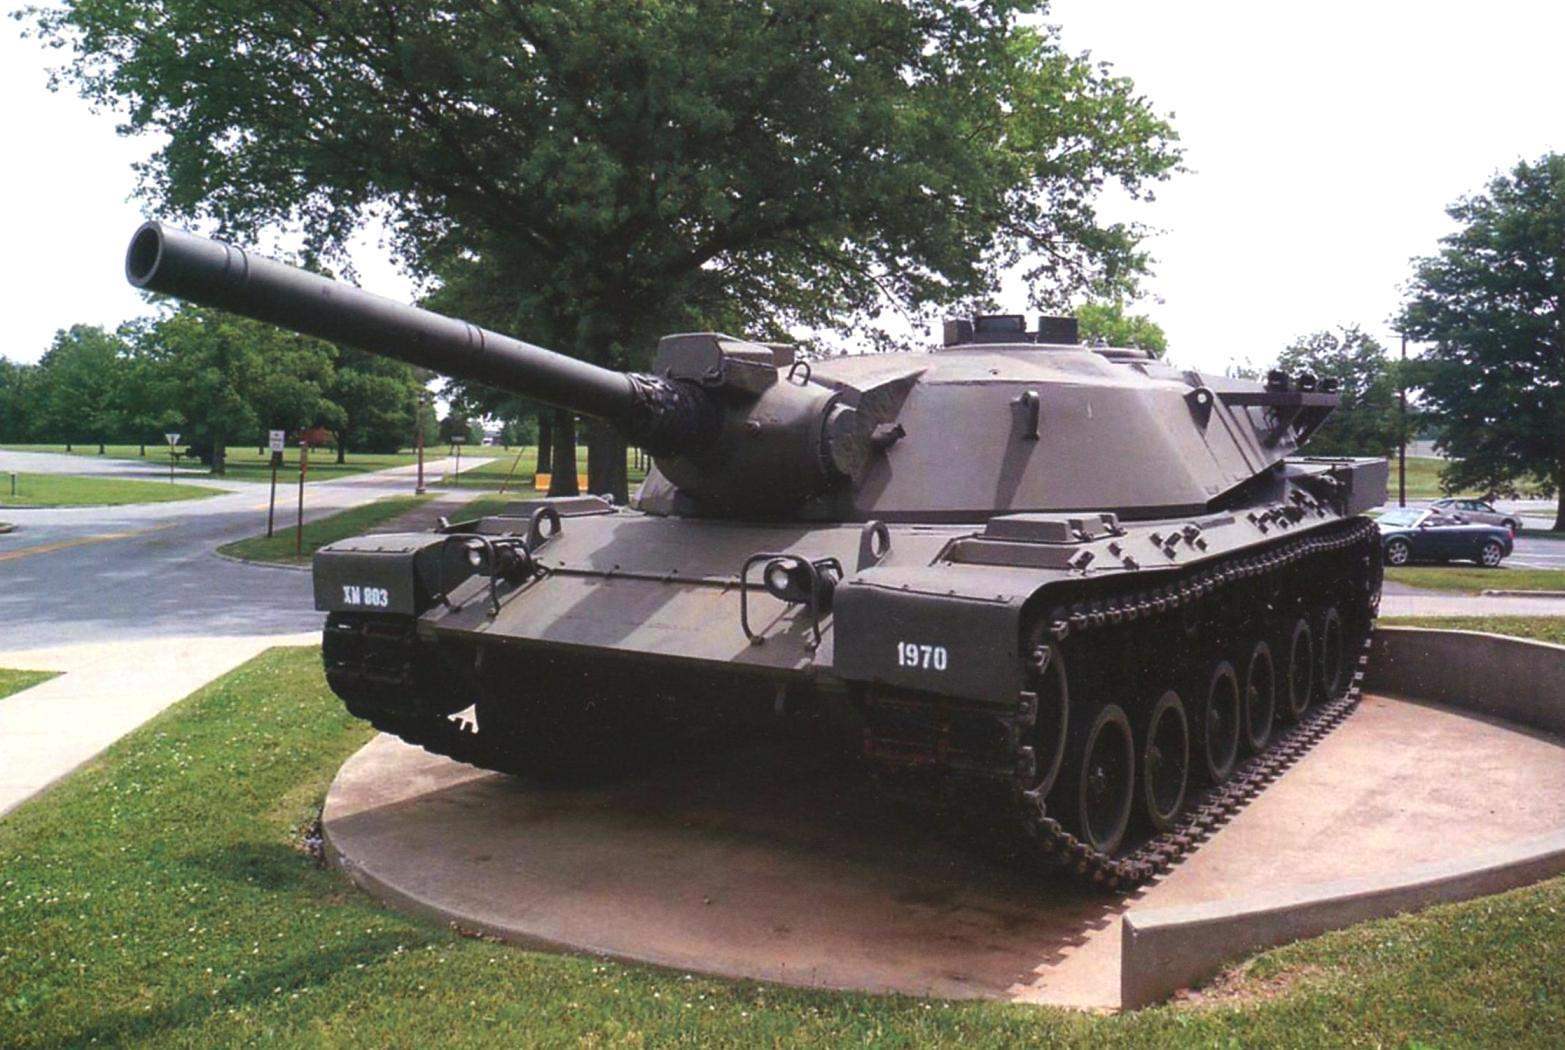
[0,522,179,563]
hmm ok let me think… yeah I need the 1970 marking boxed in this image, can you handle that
[897,641,948,671]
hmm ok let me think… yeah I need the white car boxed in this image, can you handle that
[1428,498,1520,534]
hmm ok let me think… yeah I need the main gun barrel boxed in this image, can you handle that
[126,222,643,424]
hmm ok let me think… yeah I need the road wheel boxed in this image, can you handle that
[1243,640,1276,752]
[1479,540,1505,567]
[1199,661,1241,783]
[1384,538,1411,566]
[1282,617,1314,722]
[1140,690,1189,832]
[1026,642,1070,799]
[1317,606,1346,701]
[1056,703,1135,855]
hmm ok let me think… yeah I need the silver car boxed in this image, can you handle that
[1428,498,1520,534]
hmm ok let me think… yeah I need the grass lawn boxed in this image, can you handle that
[0,669,57,699]
[0,473,222,508]
[1,444,417,484]
[1385,565,1565,594]
[217,496,429,566]
[1380,615,1565,645]
[1,646,1562,1046]
[440,446,649,488]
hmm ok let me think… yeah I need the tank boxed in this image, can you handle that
[126,222,1388,888]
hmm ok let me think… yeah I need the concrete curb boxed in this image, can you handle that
[1481,589,1565,598]
[1120,627,1565,1008]
[210,547,311,573]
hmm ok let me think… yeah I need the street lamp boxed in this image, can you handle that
[1398,333,1408,508]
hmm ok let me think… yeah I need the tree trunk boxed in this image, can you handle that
[1554,458,1565,532]
[98,441,106,455]
[212,437,227,476]
[336,436,346,465]
[547,409,579,496]
[586,419,629,504]
[140,443,146,457]
[536,414,552,491]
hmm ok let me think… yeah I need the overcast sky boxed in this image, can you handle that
[3,1,1562,373]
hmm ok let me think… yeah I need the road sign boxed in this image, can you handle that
[164,432,181,447]
[268,429,286,453]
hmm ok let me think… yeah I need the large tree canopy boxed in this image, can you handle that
[34,0,1179,496]
[1400,154,1565,529]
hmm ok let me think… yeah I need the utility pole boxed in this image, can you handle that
[1398,333,1408,508]
[414,390,428,495]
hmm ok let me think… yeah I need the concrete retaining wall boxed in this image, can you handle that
[1121,627,1565,1009]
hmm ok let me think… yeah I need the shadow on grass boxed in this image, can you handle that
[43,841,433,1050]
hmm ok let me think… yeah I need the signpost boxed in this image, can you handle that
[266,430,286,537]
[164,432,181,483]
[296,438,311,557]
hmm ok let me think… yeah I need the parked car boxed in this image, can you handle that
[1428,497,1520,534]
[1376,508,1513,567]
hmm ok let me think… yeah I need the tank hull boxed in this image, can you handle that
[318,456,1385,886]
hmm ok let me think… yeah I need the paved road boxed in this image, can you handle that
[0,454,492,652]
[0,447,225,482]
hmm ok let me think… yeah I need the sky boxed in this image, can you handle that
[2,1,1563,374]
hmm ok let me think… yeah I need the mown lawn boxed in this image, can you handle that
[1385,565,1565,594]
[1,444,417,484]
[0,669,57,699]
[0,473,222,508]
[217,496,429,566]
[443,446,649,488]
[1,645,1562,1046]
[1379,615,1565,645]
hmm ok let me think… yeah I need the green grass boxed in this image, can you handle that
[1387,455,1470,499]
[1,444,417,484]
[444,446,650,488]
[0,669,57,699]
[1380,616,1565,645]
[0,473,222,507]
[217,496,429,566]
[1385,565,1565,594]
[3,646,1564,1046]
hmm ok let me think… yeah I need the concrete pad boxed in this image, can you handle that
[0,633,317,817]
[322,693,1565,1010]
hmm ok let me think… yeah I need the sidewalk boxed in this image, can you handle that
[0,632,316,818]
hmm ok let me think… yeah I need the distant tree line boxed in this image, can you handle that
[0,303,431,473]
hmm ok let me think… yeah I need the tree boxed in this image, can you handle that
[37,0,1181,500]
[1399,154,1565,529]
[327,351,420,462]
[33,326,131,452]
[0,359,42,442]
[1274,326,1400,457]
[135,305,340,474]
[1076,299,1167,355]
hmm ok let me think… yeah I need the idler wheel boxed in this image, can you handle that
[1199,661,1242,783]
[1057,703,1135,855]
[1026,642,1070,799]
[1243,640,1276,752]
[1139,690,1189,832]
[1283,617,1314,722]
[1317,606,1346,702]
